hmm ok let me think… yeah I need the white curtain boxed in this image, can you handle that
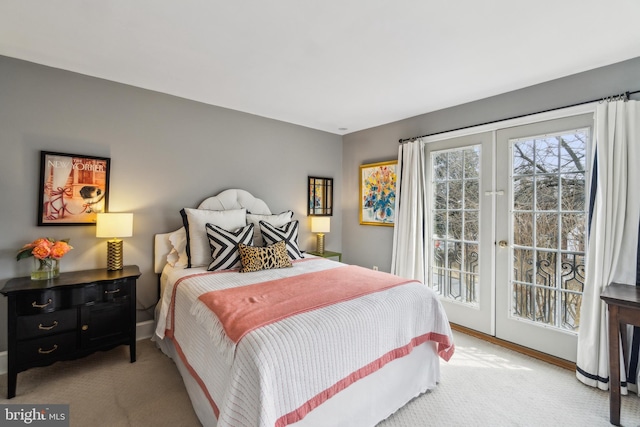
[391,139,428,283]
[576,100,640,391]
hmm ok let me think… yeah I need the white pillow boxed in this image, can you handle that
[180,207,247,267]
[166,227,188,268]
[246,211,293,246]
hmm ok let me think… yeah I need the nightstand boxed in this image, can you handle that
[1,265,141,398]
[307,250,342,262]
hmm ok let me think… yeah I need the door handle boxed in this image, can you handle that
[498,240,508,248]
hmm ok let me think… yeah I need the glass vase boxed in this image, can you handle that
[31,258,60,281]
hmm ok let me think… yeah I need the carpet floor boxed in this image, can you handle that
[1,331,639,426]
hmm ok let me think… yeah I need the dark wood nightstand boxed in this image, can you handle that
[1,265,141,398]
[307,250,342,262]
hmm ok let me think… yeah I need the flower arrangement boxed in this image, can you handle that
[17,238,73,280]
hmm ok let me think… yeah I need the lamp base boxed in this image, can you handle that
[106,239,124,271]
[316,233,325,254]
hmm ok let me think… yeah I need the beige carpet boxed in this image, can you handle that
[0,341,201,427]
[1,332,639,427]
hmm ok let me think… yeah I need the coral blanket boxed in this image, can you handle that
[198,265,413,343]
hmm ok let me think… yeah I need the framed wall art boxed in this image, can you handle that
[359,160,397,226]
[38,151,110,226]
[308,176,333,216]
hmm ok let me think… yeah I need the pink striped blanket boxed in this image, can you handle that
[198,264,413,343]
[155,257,455,427]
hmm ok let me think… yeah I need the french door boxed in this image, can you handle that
[427,132,494,335]
[427,114,592,362]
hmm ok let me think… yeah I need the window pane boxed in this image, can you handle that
[561,252,585,292]
[559,133,587,173]
[513,140,535,175]
[464,211,479,242]
[465,180,479,209]
[513,212,533,247]
[536,175,559,211]
[448,211,462,240]
[561,173,585,212]
[448,181,462,209]
[435,182,447,210]
[464,147,480,179]
[433,153,447,181]
[513,177,534,211]
[536,251,556,289]
[536,213,558,249]
[448,151,463,180]
[561,213,585,251]
[535,137,559,174]
[433,211,446,239]
[513,248,534,284]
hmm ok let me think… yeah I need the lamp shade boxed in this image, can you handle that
[311,217,330,233]
[96,213,133,238]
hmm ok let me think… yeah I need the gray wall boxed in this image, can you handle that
[0,56,343,350]
[2,53,640,352]
[342,56,640,272]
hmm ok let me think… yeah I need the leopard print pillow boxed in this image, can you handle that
[238,240,292,273]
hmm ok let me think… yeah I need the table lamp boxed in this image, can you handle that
[96,213,133,270]
[311,217,330,254]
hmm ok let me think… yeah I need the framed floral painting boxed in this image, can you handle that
[38,151,110,226]
[359,160,397,226]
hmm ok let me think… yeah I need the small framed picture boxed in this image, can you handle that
[308,176,333,216]
[359,160,397,226]
[38,151,110,226]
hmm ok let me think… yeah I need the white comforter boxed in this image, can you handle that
[155,257,453,427]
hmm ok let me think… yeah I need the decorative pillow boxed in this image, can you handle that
[180,207,247,268]
[246,211,294,246]
[166,227,188,268]
[259,220,304,260]
[238,241,292,273]
[206,223,254,271]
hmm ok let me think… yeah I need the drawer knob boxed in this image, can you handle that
[32,298,53,309]
[104,289,121,295]
[38,344,58,354]
[38,321,58,331]
[82,325,89,331]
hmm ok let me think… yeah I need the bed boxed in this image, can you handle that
[153,189,454,427]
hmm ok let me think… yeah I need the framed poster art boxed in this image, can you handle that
[38,151,110,226]
[359,160,397,226]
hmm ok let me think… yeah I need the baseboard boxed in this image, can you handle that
[0,319,156,375]
[450,323,576,371]
[136,319,156,340]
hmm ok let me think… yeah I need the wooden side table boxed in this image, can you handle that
[307,250,342,262]
[600,282,640,426]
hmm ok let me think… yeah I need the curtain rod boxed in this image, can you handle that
[398,90,640,143]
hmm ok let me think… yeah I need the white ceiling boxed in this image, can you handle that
[2,1,640,135]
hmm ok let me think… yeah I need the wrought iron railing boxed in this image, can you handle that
[511,250,584,331]
[433,242,479,304]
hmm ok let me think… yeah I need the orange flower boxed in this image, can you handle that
[50,241,73,259]
[17,237,73,261]
[31,242,52,260]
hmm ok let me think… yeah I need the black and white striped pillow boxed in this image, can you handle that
[259,220,304,260]
[206,223,254,271]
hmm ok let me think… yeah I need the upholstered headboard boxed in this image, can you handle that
[197,188,271,214]
[153,189,271,273]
